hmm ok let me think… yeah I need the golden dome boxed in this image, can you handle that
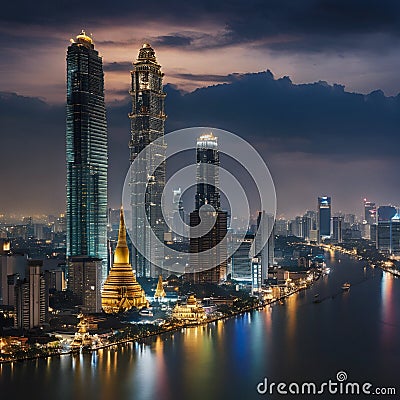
[76,30,93,44]
[72,30,94,50]
[137,43,157,63]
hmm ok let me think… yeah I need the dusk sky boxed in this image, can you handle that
[1,0,399,218]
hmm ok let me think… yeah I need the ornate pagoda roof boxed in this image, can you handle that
[101,208,148,313]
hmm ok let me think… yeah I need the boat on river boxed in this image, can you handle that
[341,282,351,290]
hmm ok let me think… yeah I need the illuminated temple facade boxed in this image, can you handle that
[172,295,207,322]
[101,209,148,313]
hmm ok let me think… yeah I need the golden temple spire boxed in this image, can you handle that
[101,207,149,313]
[114,207,129,265]
[155,275,166,298]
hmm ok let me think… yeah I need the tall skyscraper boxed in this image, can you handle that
[251,257,262,294]
[129,44,166,277]
[274,219,288,236]
[302,215,312,240]
[187,133,227,284]
[231,233,254,281]
[66,31,108,283]
[195,133,220,210]
[14,261,47,330]
[318,196,331,239]
[332,216,343,243]
[256,211,274,284]
[377,205,396,222]
[291,216,303,238]
[391,213,400,255]
[363,199,376,225]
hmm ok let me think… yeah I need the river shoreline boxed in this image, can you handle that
[0,276,316,365]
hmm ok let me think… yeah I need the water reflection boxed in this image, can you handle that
[380,271,395,346]
[263,306,272,337]
[2,255,400,400]
[286,293,297,341]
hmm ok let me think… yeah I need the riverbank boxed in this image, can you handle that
[0,273,318,365]
[323,242,400,278]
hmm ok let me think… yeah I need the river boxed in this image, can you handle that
[1,251,400,399]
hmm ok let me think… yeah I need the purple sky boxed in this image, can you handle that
[0,0,399,219]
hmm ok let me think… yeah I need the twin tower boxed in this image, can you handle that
[66,33,166,282]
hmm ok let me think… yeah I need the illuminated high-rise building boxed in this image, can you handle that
[231,234,254,281]
[377,205,396,222]
[376,206,399,254]
[195,133,220,210]
[364,199,376,225]
[129,44,166,277]
[318,196,331,239]
[187,133,227,284]
[66,31,108,283]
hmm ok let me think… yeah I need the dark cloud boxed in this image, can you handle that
[152,35,193,47]
[163,72,400,158]
[97,32,223,52]
[1,1,400,54]
[224,0,400,37]
[168,72,241,83]
[103,61,132,72]
[1,70,399,215]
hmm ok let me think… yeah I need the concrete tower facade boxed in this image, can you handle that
[187,133,228,284]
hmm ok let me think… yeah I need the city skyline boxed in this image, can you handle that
[1,3,400,398]
[1,2,400,218]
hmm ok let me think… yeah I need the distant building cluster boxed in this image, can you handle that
[273,197,400,257]
[0,242,65,330]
